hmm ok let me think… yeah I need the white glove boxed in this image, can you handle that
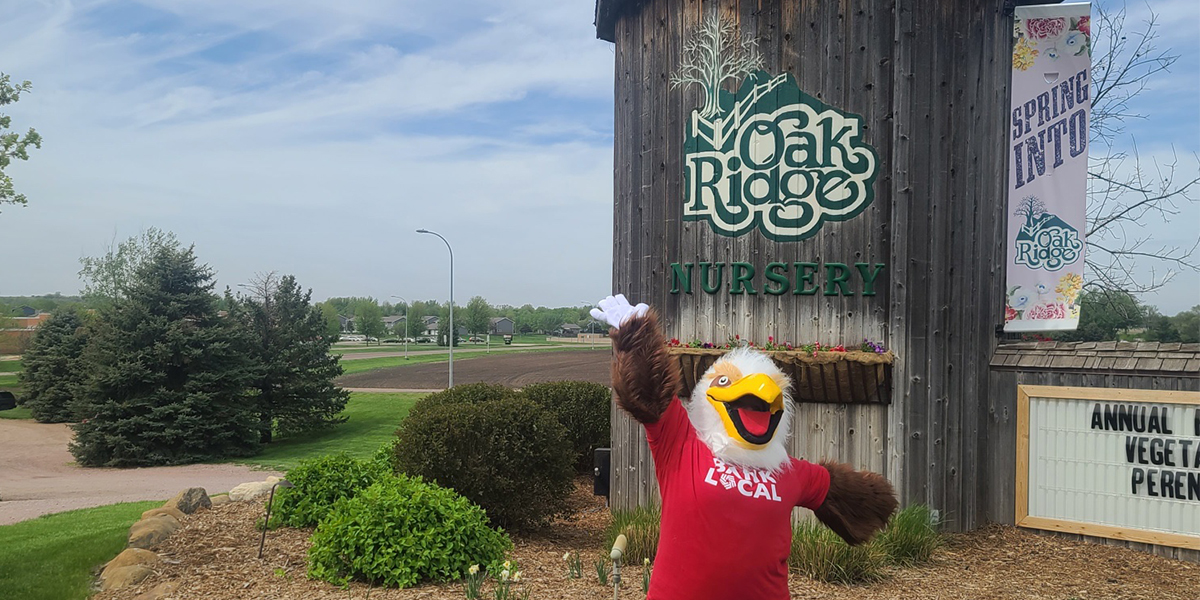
[590,294,649,330]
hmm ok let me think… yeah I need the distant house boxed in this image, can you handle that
[422,316,440,337]
[382,315,404,332]
[337,315,355,332]
[556,323,581,338]
[489,317,514,336]
[16,306,37,317]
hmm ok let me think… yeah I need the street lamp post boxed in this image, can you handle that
[417,229,453,388]
[581,302,596,349]
[390,295,409,360]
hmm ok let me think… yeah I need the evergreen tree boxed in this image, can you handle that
[233,275,350,443]
[19,307,89,423]
[70,246,259,467]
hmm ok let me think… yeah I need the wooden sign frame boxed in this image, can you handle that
[1016,385,1200,550]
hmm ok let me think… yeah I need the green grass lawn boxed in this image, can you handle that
[0,406,32,420]
[235,392,422,471]
[0,501,161,600]
[0,360,22,373]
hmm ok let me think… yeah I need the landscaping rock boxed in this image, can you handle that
[210,494,230,506]
[165,487,211,514]
[104,548,160,571]
[140,506,186,521]
[133,581,179,600]
[128,515,181,549]
[100,564,154,591]
[228,476,280,502]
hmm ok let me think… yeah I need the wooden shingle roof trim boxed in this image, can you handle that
[991,341,1200,374]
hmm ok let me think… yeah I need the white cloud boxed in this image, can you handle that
[0,0,617,306]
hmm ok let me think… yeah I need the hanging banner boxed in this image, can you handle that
[1005,3,1091,332]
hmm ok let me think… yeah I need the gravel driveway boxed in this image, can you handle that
[0,419,279,525]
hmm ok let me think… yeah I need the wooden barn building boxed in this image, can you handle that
[593,0,1199,560]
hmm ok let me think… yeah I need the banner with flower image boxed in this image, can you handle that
[1005,3,1091,332]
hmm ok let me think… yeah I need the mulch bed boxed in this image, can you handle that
[96,481,1198,600]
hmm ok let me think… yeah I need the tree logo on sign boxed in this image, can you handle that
[672,15,879,242]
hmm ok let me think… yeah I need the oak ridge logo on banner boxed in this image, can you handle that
[672,15,879,243]
[1013,195,1083,271]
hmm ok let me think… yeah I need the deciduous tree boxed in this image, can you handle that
[355,301,385,344]
[463,296,492,340]
[78,228,180,306]
[1085,6,1199,295]
[0,73,41,211]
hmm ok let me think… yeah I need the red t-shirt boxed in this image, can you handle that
[644,398,830,600]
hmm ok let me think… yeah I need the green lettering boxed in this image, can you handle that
[730,262,757,295]
[670,262,693,294]
[824,263,852,296]
[854,263,886,296]
[764,262,789,295]
[793,262,819,295]
[700,262,725,294]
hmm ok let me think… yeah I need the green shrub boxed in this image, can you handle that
[393,396,573,530]
[789,520,884,584]
[372,437,400,471]
[520,381,611,473]
[874,504,941,566]
[307,475,511,588]
[605,505,661,564]
[271,453,390,528]
[406,382,515,418]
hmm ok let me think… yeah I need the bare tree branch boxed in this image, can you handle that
[1085,3,1199,297]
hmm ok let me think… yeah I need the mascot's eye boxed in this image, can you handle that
[714,376,731,387]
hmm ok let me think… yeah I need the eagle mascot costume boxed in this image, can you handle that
[592,295,898,600]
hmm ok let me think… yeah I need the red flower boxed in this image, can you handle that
[1076,16,1090,36]
[1027,303,1067,320]
[1025,17,1066,39]
[1004,306,1018,323]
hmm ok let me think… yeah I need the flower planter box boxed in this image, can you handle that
[669,347,894,405]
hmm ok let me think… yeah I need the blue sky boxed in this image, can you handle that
[0,1,1195,314]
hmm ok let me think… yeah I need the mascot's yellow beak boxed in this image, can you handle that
[706,373,785,448]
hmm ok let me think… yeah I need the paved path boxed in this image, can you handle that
[0,419,280,525]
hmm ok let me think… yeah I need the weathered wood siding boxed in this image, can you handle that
[606,0,1011,532]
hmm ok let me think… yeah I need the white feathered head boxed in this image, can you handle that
[683,347,794,471]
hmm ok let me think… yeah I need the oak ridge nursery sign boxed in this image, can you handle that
[668,15,882,297]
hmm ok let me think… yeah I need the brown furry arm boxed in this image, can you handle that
[814,461,899,546]
[609,309,682,424]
